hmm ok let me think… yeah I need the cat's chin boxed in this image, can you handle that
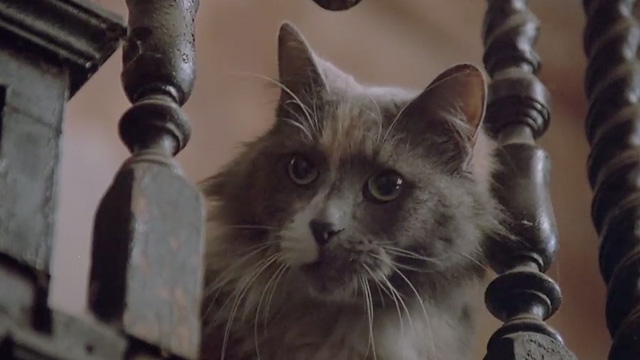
[306,284,358,304]
[298,261,360,304]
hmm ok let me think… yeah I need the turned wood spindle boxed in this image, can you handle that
[481,1,577,358]
[582,0,640,358]
[88,1,205,359]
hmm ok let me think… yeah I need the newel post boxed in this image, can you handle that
[88,0,205,359]
[481,1,577,359]
[582,1,640,358]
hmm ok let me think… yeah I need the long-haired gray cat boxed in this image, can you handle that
[199,22,503,360]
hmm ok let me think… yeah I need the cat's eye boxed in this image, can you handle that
[288,155,319,185]
[364,170,404,202]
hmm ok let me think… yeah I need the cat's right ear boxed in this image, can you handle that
[276,22,327,118]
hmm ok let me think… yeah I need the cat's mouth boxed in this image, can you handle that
[298,249,391,302]
[299,259,357,302]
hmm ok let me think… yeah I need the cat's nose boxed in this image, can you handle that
[309,219,342,246]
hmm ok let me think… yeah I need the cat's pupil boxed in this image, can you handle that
[365,170,404,202]
[288,155,318,185]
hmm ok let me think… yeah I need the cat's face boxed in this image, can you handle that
[203,23,500,305]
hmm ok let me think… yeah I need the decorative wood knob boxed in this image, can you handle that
[311,0,361,11]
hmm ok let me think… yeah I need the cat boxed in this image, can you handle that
[199,22,504,360]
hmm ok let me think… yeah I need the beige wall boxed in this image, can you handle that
[53,0,609,359]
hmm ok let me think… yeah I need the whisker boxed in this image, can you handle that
[392,262,437,274]
[204,242,275,297]
[281,117,313,141]
[225,225,278,230]
[381,99,412,145]
[219,258,269,359]
[366,267,407,360]
[283,100,317,135]
[381,275,413,331]
[454,251,488,271]
[263,263,288,332]
[363,92,384,145]
[228,71,315,123]
[217,264,260,360]
[363,277,378,360]
[369,276,386,308]
[227,71,318,141]
[363,264,394,301]
[383,247,442,265]
[202,244,275,321]
[389,264,436,355]
[237,240,280,254]
[310,96,322,137]
[220,253,279,360]
[253,255,284,360]
[369,253,436,274]
[384,246,487,273]
[358,278,371,360]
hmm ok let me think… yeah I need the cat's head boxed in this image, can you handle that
[202,22,501,304]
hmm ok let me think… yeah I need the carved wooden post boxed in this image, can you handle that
[481,1,577,359]
[0,0,124,280]
[582,1,640,358]
[88,0,205,359]
[0,0,129,358]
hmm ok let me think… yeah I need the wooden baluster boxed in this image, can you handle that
[481,1,577,359]
[88,0,205,359]
[582,1,640,358]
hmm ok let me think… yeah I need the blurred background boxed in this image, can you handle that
[51,0,607,359]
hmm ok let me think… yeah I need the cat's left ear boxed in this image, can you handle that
[276,22,328,116]
[403,63,487,147]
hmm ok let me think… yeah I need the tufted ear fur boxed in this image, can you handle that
[276,22,328,123]
[398,64,488,171]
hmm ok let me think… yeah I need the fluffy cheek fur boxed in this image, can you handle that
[277,198,323,268]
[393,179,486,265]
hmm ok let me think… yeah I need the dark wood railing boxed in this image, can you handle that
[0,0,630,359]
[582,1,640,359]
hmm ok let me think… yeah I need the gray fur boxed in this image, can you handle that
[199,22,504,360]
